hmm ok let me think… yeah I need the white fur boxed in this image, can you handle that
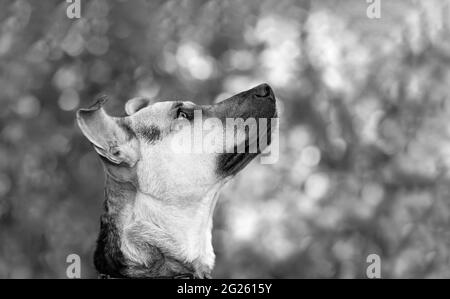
[121,181,225,271]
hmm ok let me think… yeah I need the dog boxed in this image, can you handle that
[76,84,277,278]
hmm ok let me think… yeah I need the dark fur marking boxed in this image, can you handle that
[216,153,258,177]
[136,125,161,143]
[216,120,272,177]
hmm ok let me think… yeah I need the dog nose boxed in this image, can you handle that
[253,83,274,98]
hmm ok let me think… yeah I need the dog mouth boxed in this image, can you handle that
[215,83,278,177]
[217,118,275,176]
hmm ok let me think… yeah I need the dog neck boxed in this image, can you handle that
[94,175,222,278]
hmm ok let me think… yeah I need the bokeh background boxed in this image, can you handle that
[1,0,450,278]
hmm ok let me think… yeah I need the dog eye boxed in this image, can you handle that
[175,106,195,121]
[176,108,193,120]
[177,110,188,119]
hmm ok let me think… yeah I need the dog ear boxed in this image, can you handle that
[125,97,151,115]
[77,97,139,166]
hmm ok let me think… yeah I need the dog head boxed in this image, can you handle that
[77,84,277,203]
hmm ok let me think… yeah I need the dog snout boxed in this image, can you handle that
[253,83,274,99]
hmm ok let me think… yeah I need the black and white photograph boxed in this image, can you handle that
[0,0,450,284]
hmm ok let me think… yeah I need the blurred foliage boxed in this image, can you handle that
[1,0,450,278]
